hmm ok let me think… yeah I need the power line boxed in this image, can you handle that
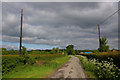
[1,1,21,39]
[1,1,21,14]
[100,8,120,25]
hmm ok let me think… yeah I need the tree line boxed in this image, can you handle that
[1,37,116,55]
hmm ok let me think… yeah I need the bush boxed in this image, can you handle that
[21,46,28,55]
[2,56,20,75]
[77,55,120,79]
[1,48,19,55]
[51,48,56,54]
[51,47,60,54]
[19,54,35,65]
[90,58,120,79]
[2,55,35,75]
[75,50,80,55]
[98,37,110,52]
[81,51,120,68]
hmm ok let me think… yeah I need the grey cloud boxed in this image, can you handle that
[2,2,118,49]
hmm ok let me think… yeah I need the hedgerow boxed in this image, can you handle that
[2,54,35,75]
[81,52,120,68]
[77,55,120,80]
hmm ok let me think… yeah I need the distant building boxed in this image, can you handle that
[80,52,84,54]
[62,52,64,54]
[111,49,117,52]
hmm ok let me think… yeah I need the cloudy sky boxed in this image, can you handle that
[1,1,119,50]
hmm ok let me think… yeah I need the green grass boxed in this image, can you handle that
[76,55,120,79]
[85,71,96,78]
[75,55,97,79]
[3,55,70,78]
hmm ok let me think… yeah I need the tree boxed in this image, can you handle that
[56,47,60,53]
[51,48,56,54]
[98,37,110,52]
[66,45,74,55]
[51,47,60,54]
[19,46,33,65]
[75,50,79,55]
[1,48,9,54]
[21,46,28,55]
[30,50,40,54]
[9,49,15,54]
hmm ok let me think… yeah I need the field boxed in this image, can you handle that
[2,54,70,78]
[1,47,120,79]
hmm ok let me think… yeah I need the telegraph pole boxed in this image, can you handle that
[98,24,100,48]
[20,8,23,54]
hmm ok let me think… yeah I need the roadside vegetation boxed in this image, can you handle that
[75,55,97,78]
[76,55,120,80]
[76,37,120,80]
[2,47,70,78]
[3,54,70,78]
[1,37,120,79]
[80,51,120,69]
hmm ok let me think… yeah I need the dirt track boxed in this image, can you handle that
[49,55,88,79]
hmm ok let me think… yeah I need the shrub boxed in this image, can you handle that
[2,56,20,75]
[51,47,60,54]
[21,46,28,55]
[19,54,35,65]
[51,48,56,54]
[2,54,35,75]
[98,37,110,52]
[90,58,120,79]
[77,55,120,79]
[81,51,120,68]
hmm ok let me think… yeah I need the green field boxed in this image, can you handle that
[2,54,70,78]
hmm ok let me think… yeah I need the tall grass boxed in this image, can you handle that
[76,55,120,80]
[76,55,97,78]
[2,54,70,78]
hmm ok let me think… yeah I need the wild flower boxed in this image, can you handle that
[78,55,120,79]
[89,57,120,79]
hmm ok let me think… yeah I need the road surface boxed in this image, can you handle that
[49,55,88,79]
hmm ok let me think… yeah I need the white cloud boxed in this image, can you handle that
[2,2,118,49]
[1,44,19,50]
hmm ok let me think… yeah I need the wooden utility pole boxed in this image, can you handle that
[98,24,100,48]
[20,8,23,54]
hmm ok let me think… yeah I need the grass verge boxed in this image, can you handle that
[75,55,98,79]
[2,55,70,78]
[76,55,120,80]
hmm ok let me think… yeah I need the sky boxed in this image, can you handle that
[1,1,119,50]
